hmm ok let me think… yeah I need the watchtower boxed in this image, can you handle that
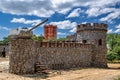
[44,25,57,40]
[76,23,108,67]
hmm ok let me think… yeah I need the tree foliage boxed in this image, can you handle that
[32,34,44,41]
[56,37,69,41]
[0,37,9,44]
[107,33,120,61]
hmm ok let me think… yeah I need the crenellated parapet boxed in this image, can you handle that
[77,23,107,32]
[36,41,93,48]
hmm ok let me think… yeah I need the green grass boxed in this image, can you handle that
[115,77,120,80]
[108,60,120,63]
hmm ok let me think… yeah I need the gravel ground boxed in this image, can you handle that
[0,58,120,80]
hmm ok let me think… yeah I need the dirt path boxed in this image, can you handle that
[46,68,120,80]
[0,58,120,80]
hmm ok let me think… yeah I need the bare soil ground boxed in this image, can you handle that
[0,57,120,80]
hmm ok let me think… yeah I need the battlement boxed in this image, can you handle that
[77,23,107,32]
[44,24,57,28]
[36,41,93,48]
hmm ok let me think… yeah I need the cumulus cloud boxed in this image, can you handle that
[0,26,10,31]
[116,24,120,28]
[86,8,100,17]
[50,20,77,33]
[57,32,68,35]
[85,0,120,24]
[58,8,71,14]
[85,0,120,8]
[100,11,120,22]
[81,22,88,24]
[107,24,120,33]
[115,24,120,33]
[11,18,41,26]
[0,0,75,17]
[70,27,76,33]
[86,8,119,17]
[0,0,54,17]
[0,0,119,18]
[107,29,113,33]
[67,8,84,18]
[50,20,77,30]
[115,28,120,33]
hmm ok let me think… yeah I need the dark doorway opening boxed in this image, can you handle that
[98,39,102,45]
[82,40,87,44]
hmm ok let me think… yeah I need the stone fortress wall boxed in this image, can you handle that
[36,42,94,69]
[9,23,108,74]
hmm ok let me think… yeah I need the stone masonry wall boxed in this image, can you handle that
[76,23,108,68]
[76,31,107,67]
[9,39,36,74]
[91,46,107,67]
[9,39,95,74]
[36,43,93,69]
[9,39,107,74]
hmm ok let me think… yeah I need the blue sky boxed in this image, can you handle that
[0,0,120,40]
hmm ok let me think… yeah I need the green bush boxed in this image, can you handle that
[107,52,117,61]
[107,34,120,61]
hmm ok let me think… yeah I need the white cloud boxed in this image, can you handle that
[57,32,68,35]
[86,8,100,17]
[115,29,120,33]
[107,29,113,33]
[0,0,74,17]
[107,24,120,33]
[0,0,119,17]
[0,0,54,17]
[85,0,120,8]
[0,26,10,31]
[11,18,41,26]
[58,8,71,14]
[85,0,120,23]
[50,20,77,29]
[11,18,25,23]
[115,24,120,28]
[67,8,83,18]
[86,8,119,17]
[114,24,120,33]
[50,20,77,33]
[100,11,120,22]
[81,22,88,24]
[70,27,76,33]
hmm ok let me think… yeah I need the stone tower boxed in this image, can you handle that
[9,37,36,74]
[44,25,57,40]
[76,23,108,67]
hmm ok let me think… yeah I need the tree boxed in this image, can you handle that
[107,52,117,61]
[32,34,45,41]
[113,46,120,60]
[0,37,9,44]
[57,37,69,41]
[107,33,120,61]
